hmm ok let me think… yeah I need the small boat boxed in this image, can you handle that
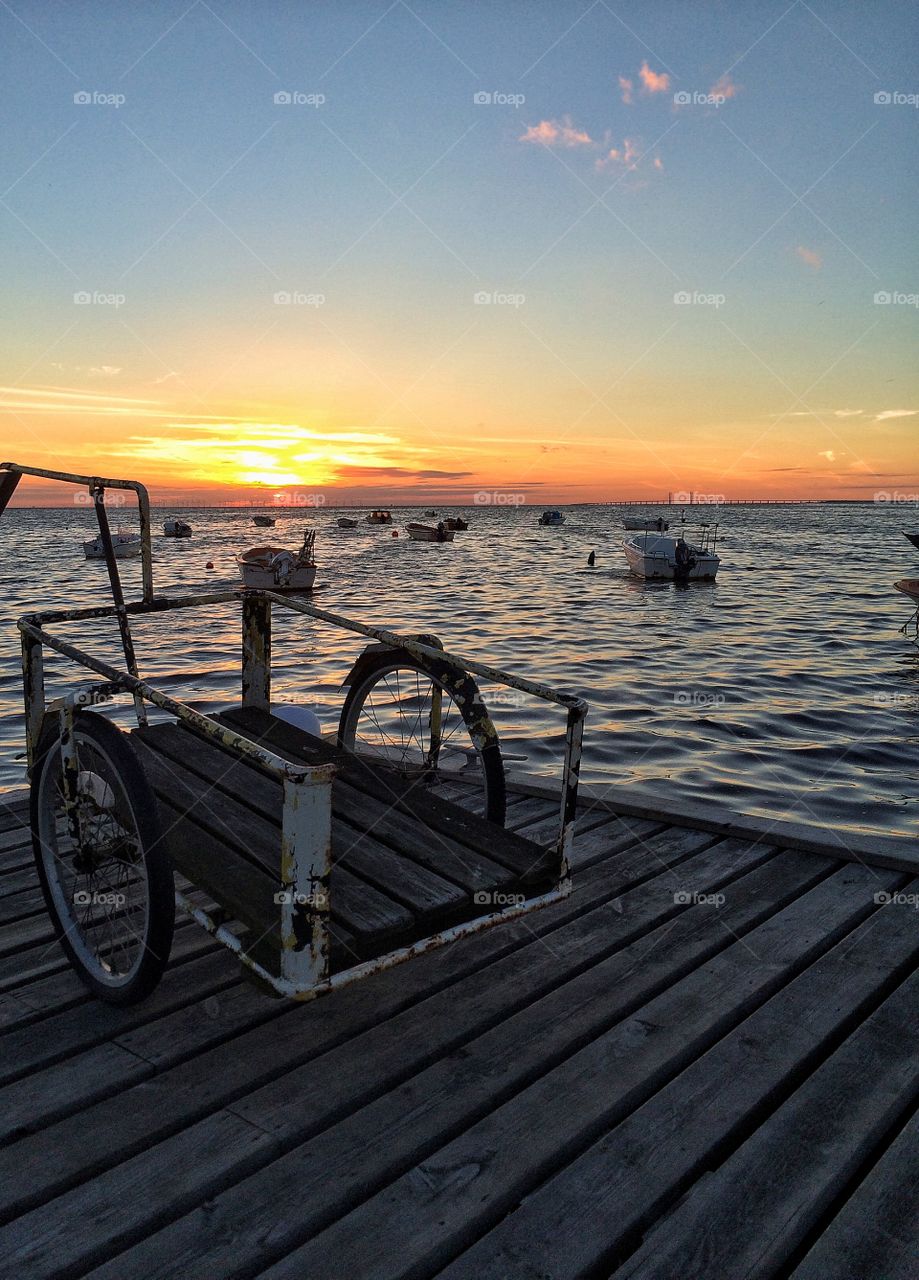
[903,532,919,551]
[83,530,142,560]
[425,509,437,516]
[236,531,316,591]
[895,579,919,603]
[366,510,392,524]
[406,522,455,543]
[337,517,359,529]
[623,516,669,532]
[538,510,565,526]
[252,515,275,528]
[163,519,192,538]
[623,527,720,582]
[443,517,468,531]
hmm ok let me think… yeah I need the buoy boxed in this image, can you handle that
[587,551,595,567]
[205,560,214,569]
[392,530,398,537]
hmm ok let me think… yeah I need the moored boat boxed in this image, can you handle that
[163,519,192,537]
[406,522,455,543]
[903,532,919,551]
[83,530,142,560]
[895,579,919,603]
[623,516,669,532]
[623,526,721,582]
[252,514,275,528]
[538,510,565,526]
[366,510,392,524]
[236,531,316,591]
[442,517,468,531]
[337,517,358,529]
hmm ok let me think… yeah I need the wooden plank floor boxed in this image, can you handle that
[1,780,918,1280]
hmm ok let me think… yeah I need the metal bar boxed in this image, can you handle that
[90,484,147,727]
[16,618,334,786]
[279,773,333,987]
[263,592,588,713]
[27,591,240,625]
[241,594,271,710]
[21,628,45,772]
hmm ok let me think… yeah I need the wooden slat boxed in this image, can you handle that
[216,707,555,885]
[790,1107,919,1280]
[440,885,919,1279]
[0,834,766,1244]
[63,844,821,1280]
[254,863,899,1280]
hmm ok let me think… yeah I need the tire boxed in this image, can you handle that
[31,711,174,1005]
[338,652,506,824]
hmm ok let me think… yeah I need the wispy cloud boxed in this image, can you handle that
[710,72,739,100]
[618,75,633,105]
[875,409,917,420]
[519,116,593,147]
[796,245,823,271]
[638,61,671,94]
[596,137,641,171]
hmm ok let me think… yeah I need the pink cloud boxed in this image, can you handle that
[596,136,642,172]
[519,116,593,147]
[710,72,739,100]
[618,75,633,105]
[796,245,823,271]
[638,61,670,94]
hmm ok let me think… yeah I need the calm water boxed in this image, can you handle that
[1,502,918,838]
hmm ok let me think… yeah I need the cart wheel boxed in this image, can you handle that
[338,652,506,824]
[31,711,174,1005]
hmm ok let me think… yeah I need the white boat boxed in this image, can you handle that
[337,517,358,529]
[406,522,455,543]
[366,510,392,524]
[83,530,142,560]
[623,516,669,532]
[236,531,316,591]
[538,510,565,526]
[622,529,721,581]
[163,519,192,537]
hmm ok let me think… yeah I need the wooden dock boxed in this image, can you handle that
[2,777,918,1279]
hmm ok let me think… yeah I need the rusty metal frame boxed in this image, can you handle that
[3,460,588,1001]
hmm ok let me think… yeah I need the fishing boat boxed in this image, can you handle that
[538,510,565,526]
[623,516,669,532]
[406,522,455,543]
[163,519,192,538]
[236,531,316,591]
[443,517,468,531]
[337,517,358,529]
[366,510,392,524]
[895,579,919,603]
[903,532,919,551]
[252,514,275,528]
[83,530,142,560]
[425,509,437,517]
[623,525,721,582]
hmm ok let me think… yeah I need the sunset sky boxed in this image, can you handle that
[1,0,917,504]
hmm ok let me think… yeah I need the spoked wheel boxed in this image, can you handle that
[31,712,174,1005]
[338,652,506,824]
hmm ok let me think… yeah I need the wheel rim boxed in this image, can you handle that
[342,663,485,784]
[36,732,152,989]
